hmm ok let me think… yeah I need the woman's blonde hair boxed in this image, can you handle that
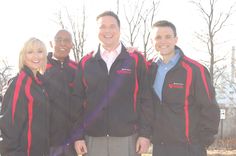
[19,37,47,74]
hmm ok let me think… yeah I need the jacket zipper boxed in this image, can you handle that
[60,62,64,68]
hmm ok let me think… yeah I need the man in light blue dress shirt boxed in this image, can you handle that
[148,20,220,156]
[153,50,180,101]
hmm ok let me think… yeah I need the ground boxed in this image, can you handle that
[142,150,236,156]
[141,138,236,156]
[208,150,236,155]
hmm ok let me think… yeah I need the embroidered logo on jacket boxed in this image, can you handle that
[168,82,184,89]
[116,68,132,74]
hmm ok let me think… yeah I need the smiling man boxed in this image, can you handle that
[148,20,220,156]
[43,30,78,156]
[72,11,153,156]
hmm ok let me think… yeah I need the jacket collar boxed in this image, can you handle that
[151,45,185,64]
[22,65,35,78]
[47,52,70,64]
[174,45,185,59]
[93,43,129,61]
[21,65,43,84]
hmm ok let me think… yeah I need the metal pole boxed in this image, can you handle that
[231,46,235,85]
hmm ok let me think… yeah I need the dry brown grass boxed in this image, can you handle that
[207,150,236,156]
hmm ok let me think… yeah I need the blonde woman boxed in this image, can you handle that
[0,37,49,156]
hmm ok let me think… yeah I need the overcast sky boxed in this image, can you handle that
[0,0,235,72]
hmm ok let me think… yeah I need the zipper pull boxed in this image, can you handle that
[61,62,64,68]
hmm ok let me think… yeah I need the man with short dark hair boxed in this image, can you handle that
[148,20,220,156]
[72,11,153,156]
[44,29,77,156]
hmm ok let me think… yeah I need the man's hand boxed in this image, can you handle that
[74,140,87,155]
[136,137,150,154]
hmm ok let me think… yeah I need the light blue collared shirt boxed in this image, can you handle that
[153,49,181,100]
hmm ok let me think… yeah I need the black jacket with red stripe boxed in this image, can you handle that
[0,66,49,156]
[43,52,78,146]
[71,44,153,141]
[148,46,220,147]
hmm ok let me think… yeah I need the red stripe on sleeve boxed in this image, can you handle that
[184,56,211,100]
[81,52,93,88]
[129,53,139,112]
[12,71,26,124]
[181,61,192,142]
[46,63,52,70]
[68,61,78,70]
[25,78,33,156]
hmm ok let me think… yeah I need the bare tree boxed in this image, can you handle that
[123,0,144,47]
[217,46,236,105]
[116,0,120,15]
[66,6,86,61]
[215,66,236,105]
[121,0,160,58]
[190,0,236,85]
[54,6,87,62]
[140,0,159,58]
[55,10,65,29]
[0,60,13,96]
